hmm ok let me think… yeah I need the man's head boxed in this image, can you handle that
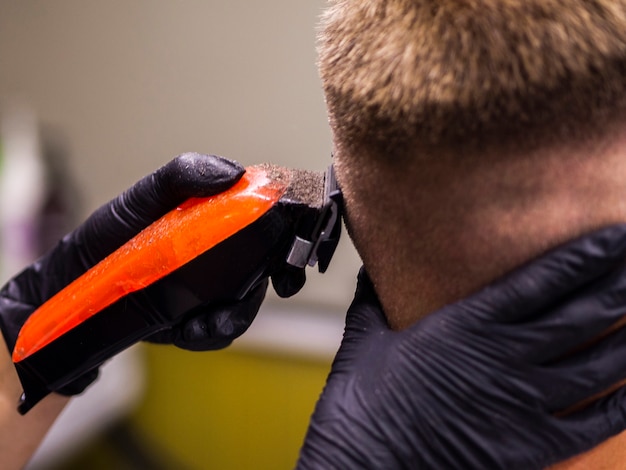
[318,1,626,328]
[319,0,626,160]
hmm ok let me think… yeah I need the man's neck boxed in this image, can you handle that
[339,124,626,329]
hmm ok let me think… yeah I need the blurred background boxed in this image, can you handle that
[0,1,362,468]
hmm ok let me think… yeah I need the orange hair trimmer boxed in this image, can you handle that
[13,164,341,414]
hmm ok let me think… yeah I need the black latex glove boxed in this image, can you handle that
[0,153,299,395]
[298,224,626,469]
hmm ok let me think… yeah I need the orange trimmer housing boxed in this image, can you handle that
[13,164,341,414]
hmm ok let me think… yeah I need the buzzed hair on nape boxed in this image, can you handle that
[318,0,626,160]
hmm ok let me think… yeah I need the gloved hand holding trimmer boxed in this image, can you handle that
[299,225,626,469]
[0,153,316,410]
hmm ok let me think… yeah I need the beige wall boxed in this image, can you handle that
[0,1,361,308]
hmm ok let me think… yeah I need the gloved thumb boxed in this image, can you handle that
[329,268,391,376]
[343,268,389,341]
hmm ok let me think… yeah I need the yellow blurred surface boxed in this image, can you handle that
[130,344,332,470]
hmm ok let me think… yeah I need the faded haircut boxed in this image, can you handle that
[318,0,626,160]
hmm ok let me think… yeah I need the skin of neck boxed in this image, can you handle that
[336,122,626,330]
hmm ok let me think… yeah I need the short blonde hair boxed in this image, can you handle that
[318,0,626,159]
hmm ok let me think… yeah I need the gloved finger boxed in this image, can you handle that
[272,265,306,298]
[76,153,244,265]
[341,268,390,344]
[149,279,268,351]
[538,325,626,411]
[557,383,626,452]
[461,224,626,324]
[503,264,626,362]
[117,152,245,226]
[307,269,391,377]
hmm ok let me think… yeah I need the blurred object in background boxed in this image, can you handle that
[0,101,146,470]
[0,103,47,283]
[0,102,81,280]
[36,123,82,255]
